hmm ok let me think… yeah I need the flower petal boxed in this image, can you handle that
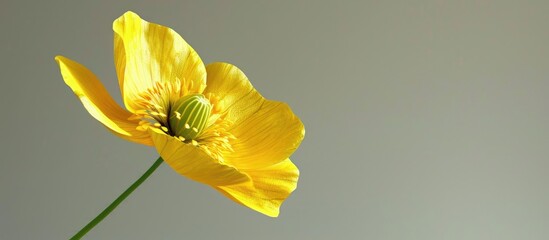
[55,56,153,146]
[113,11,207,112]
[215,159,300,217]
[204,62,264,126]
[228,101,305,169]
[149,128,250,186]
[205,63,305,169]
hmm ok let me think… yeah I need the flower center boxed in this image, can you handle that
[168,94,212,140]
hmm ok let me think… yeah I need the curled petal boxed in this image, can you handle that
[149,128,250,186]
[55,56,152,146]
[215,159,300,217]
[205,62,305,169]
[113,11,207,112]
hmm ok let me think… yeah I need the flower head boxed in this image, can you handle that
[55,11,304,217]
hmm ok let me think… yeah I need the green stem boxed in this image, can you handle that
[70,157,164,240]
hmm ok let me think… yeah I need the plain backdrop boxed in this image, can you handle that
[2,1,549,239]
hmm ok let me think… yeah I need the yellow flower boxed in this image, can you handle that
[55,11,304,217]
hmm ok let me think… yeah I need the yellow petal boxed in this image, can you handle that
[205,62,305,169]
[113,11,207,112]
[228,100,304,169]
[215,159,300,217]
[55,55,153,146]
[204,62,264,126]
[149,128,250,186]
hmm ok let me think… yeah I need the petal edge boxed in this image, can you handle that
[149,128,250,186]
[215,159,300,217]
[205,62,305,169]
[226,100,305,169]
[55,55,152,146]
[113,11,207,112]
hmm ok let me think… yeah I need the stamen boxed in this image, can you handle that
[132,81,230,157]
[193,114,235,161]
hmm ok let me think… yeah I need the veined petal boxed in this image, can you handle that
[227,100,304,169]
[215,159,300,217]
[204,62,264,126]
[55,56,153,146]
[113,11,207,112]
[149,128,250,186]
[205,62,305,169]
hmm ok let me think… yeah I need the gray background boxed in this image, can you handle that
[2,1,549,239]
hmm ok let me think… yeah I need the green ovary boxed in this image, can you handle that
[169,94,212,140]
